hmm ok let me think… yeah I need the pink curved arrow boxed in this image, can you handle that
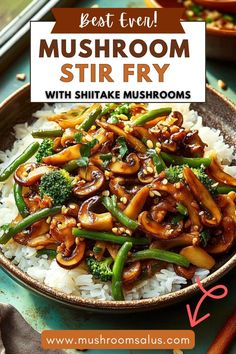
[186,276,228,328]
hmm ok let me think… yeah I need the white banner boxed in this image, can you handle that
[30,21,205,103]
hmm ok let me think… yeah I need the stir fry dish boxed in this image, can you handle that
[181,0,236,30]
[0,103,236,300]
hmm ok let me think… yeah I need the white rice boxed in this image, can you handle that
[0,103,235,300]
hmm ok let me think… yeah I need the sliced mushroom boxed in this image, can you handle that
[98,121,146,153]
[56,238,86,269]
[61,128,78,147]
[73,165,105,198]
[217,192,236,223]
[180,246,215,270]
[14,163,55,186]
[90,129,114,154]
[124,186,149,220]
[109,177,140,200]
[171,111,183,127]
[183,130,206,157]
[89,153,103,168]
[207,153,236,186]
[183,167,222,227]
[151,180,201,231]
[150,232,200,250]
[109,153,140,175]
[14,219,50,245]
[53,104,100,129]
[62,203,80,218]
[78,196,113,231]
[48,105,86,124]
[139,211,183,240]
[207,216,235,254]
[106,243,120,260]
[43,144,81,165]
[122,261,142,284]
[173,264,197,280]
[27,234,55,248]
[50,214,77,250]
[138,157,155,183]
[133,126,157,145]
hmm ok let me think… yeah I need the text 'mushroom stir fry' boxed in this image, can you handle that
[0,103,236,300]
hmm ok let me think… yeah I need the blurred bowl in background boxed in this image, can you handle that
[145,0,236,62]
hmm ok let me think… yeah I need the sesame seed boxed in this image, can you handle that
[126,229,132,236]
[112,227,118,234]
[155,146,161,154]
[46,217,51,224]
[146,166,153,173]
[119,227,125,233]
[112,157,116,163]
[102,190,110,197]
[57,223,63,230]
[143,169,148,175]
[217,79,227,90]
[149,191,155,197]
[90,125,96,130]
[120,197,128,204]
[146,140,154,149]
[193,237,198,246]
[118,114,128,121]
[124,125,132,133]
[153,190,161,196]
[162,178,168,185]
[69,204,76,209]
[77,222,81,228]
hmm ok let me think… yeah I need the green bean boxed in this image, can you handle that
[216,186,236,194]
[160,151,211,168]
[77,106,102,131]
[0,206,61,244]
[132,107,172,126]
[63,159,81,172]
[72,229,149,246]
[0,142,39,182]
[36,249,57,259]
[13,183,29,218]
[32,129,63,138]
[148,149,166,173]
[102,196,138,230]
[112,241,132,301]
[129,249,190,267]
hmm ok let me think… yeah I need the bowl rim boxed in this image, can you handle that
[0,83,235,311]
[145,0,236,37]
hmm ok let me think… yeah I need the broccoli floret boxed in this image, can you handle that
[86,256,114,282]
[165,165,217,194]
[165,165,185,184]
[36,138,54,163]
[39,170,72,205]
